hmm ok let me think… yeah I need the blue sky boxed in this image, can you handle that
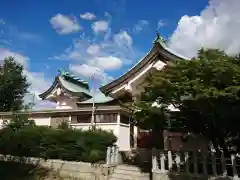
[0,0,240,108]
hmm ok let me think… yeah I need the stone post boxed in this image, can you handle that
[106,147,111,165]
[111,146,116,165]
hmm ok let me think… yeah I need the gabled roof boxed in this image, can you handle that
[100,32,190,95]
[39,70,92,101]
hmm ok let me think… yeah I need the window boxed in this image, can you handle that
[77,114,91,123]
[120,115,130,124]
[96,113,117,123]
[75,113,117,123]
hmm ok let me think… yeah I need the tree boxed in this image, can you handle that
[134,49,240,153]
[0,57,29,111]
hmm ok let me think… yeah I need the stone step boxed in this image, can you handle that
[108,165,150,180]
[116,164,143,171]
[109,173,149,180]
[114,168,149,176]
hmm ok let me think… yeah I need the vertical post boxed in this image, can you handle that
[211,152,217,176]
[152,148,158,171]
[231,154,238,180]
[202,152,207,175]
[168,150,173,171]
[114,146,119,165]
[221,151,227,176]
[90,71,99,131]
[160,151,165,172]
[184,152,189,174]
[110,146,116,165]
[91,95,95,130]
[106,147,111,165]
[68,115,71,124]
[175,152,181,173]
[193,151,198,174]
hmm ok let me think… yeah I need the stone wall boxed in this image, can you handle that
[0,155,115,180]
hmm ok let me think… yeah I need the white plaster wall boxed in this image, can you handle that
[117,123,131,151]
[34,117,51,126]
[56,96,78,109]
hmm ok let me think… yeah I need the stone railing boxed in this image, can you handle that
[152,149,240,180]
[105,146,120,165]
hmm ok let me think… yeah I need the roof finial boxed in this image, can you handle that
[153,30,165,45]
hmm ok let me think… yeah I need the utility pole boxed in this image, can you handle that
[90,70,100,131]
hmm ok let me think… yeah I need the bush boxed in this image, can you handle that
[0,116,117,163]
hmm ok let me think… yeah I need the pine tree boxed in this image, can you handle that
[0,57,30,111]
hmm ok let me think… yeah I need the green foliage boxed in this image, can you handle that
[135,48,240,153]
[0,116,117,163]
[57,121,70,130]
[0,57,30,111]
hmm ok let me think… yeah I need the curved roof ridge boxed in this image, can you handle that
[100,32,190,95]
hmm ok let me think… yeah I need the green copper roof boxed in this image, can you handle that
[58,76,92,98]
[153,31,166,46]
[79,92,113,104]
[153,31,190,60]
[57,69,89,90]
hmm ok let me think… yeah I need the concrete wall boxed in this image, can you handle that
[34,117,51,126]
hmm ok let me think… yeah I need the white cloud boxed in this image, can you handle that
[92,20,109,33]
[69,64,114,85]
[113,31,133,49]
[50,14,81,35]
[87,44,100,55]
[89,56,122,70]
[0,48,29,68]
[80,12,96,20]
[70,64,102,77]
[157,20,166,29]
[169,0,240,58]
[50,30,142,84]
[133,20,149,33]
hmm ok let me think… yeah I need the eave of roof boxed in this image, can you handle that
[100,40,189,95]
[0,105,130,116]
